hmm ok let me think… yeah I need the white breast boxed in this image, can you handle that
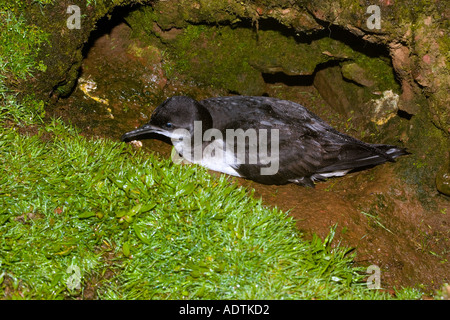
[173,139,241,177]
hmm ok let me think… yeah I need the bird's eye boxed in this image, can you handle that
[165,122,173,129]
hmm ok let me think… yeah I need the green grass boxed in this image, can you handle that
[0,116,397,299]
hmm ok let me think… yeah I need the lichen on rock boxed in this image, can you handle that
[369,90,399,126]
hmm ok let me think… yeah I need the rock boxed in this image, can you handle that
[436,157,450,196]
[369,90,400,126]
[313,66,351,116]
[341,62,376,87]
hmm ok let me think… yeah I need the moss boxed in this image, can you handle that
[394,109,448,206]
[5,0,153,102]
[142,0,244,30]
[435,156,450,196]
[171,24,264,95]
[0,10,49,88]
[351,55,400,93]
[127,4,401,97]
[0,7,49,122]
[168,24,334,94]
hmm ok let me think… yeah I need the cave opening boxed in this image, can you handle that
[53,4,404,146]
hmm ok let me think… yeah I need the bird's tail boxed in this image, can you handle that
[316,143,409,174]
[369,144,410,161]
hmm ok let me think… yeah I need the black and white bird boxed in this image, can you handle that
[121,96,408,187]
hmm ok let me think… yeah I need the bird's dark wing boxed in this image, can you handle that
[201,96,407,186]
[219,115,339,186]
[201,96,328,128]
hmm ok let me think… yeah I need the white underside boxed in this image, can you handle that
[173,139,241,177]
[169,131,353,181]
[314,170,350,179]
[173,137,351,181]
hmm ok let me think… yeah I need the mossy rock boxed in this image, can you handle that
[126,5,401,98]
[436,157,450,196]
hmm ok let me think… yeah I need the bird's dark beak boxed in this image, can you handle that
[121,124,162,142]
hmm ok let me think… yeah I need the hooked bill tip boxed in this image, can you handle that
[121,132,132,142]
[121,127,147,142]
[121,124,165,142]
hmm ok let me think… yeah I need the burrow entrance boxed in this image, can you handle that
[47,5,449,292]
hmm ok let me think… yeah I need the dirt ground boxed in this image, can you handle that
[46,21,449,294]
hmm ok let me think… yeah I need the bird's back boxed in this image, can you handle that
[198,96,408,186]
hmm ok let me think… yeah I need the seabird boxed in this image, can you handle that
[122,95,408,187]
